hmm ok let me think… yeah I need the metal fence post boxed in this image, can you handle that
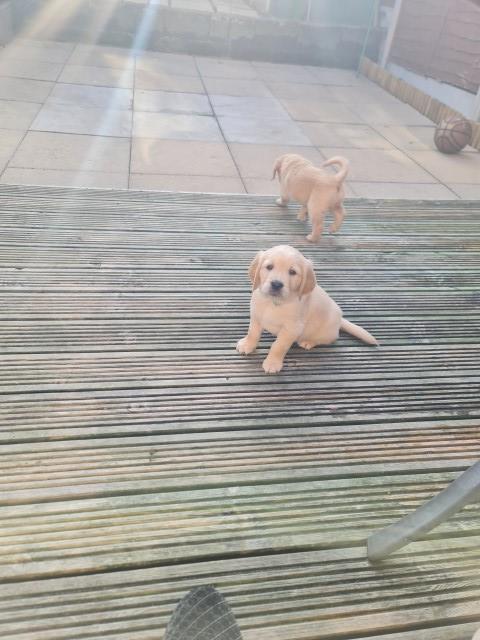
[380,0,403,68]
[356,0,379,75]
[306,0,312,22]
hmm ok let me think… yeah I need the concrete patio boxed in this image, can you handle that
[1,37,480,199]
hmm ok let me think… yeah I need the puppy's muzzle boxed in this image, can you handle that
[270,280,284,295]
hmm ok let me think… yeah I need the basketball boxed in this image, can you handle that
[434,115,472,154]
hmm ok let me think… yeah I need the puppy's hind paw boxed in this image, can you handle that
[298,341,315,350]
[306,233,320,243]
[276,198,287,207]
[236,338,256,355]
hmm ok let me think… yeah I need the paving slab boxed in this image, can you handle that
[329,84,402,104]
[447,183,480,199]
[253,62,318,84]
[48,83,133,110]
[243,177,279,194]
[374,124,477,153]
[135,69,205,92]
[7,38,74,53]
[244,177,357,197]
[307,67,362,85]
[0,77,54,103]
[202,77,273,98]
[2,40,74,64]
[229,143,324,178]
[219,116,311,145]
[0,38,477,200]
[350,181,458,200]
[0,58,63,82]
[0,167,128,189]
[31,103,133,137]
[300,123,394,149]
[131,139,238,175]
[280,99,364,123]
[133,112,223,140]
[338,182,357,197]
[406,150,480,184]
[9,131,131,172]
[68,45,136,70]
[266,81,338,101]
[134,90,212,114]
[196,57,258,79]
[129,173,245,192]
[59,65,134,89]
[0,99,41,130]
[136,53,199,77]
[319,147,436,183]
[0,129,24,172]
[352,101,433,126]
[210,94,290,119]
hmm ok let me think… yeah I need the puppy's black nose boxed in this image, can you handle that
[271,280,284,291]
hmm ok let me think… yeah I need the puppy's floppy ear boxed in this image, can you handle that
[248,251,265,291]
[300,258,316,296]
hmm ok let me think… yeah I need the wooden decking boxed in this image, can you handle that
[0,184,479,639]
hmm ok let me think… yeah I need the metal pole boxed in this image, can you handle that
[473,84,480,122]
[380,0,403,68]
[306,0,312,22]
[356,0,379,76]
[367,460,480,563]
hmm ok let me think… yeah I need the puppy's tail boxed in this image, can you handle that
[340,318,379,346]
[272,157,283,181]
[322,156,349,185]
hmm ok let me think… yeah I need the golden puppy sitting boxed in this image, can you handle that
[273,153,349,242]
[236,245,378,374]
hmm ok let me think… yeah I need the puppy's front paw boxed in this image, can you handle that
[306,233,318,243]
[329,224,339,233]
[236,337,256,355]
[276,198,287,207]
[262,356,284,374]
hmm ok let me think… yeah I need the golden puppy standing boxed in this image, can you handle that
[273,153,349,242]
[236,245,378,374]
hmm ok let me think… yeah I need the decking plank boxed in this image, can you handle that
[2,473,480,583]
[1,541,479,639]
[0,185,479,639]
[1,320,479,354]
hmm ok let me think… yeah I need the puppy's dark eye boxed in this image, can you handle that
[265,264,274,271]
[289,268,297,276]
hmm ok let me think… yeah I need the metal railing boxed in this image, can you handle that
[368,461,480,563]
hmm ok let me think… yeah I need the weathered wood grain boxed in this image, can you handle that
[0,185,479,639]
[1,540,479,639]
